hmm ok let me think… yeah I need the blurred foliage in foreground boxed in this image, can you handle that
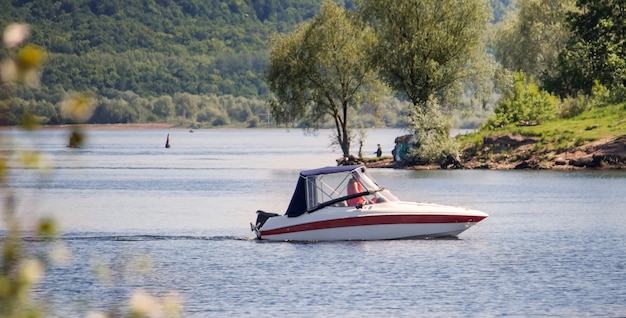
[1,22,56,318]
[1,23,181,318]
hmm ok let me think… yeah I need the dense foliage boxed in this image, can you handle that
[360,0,491,109]
[2,0,327,98]
[0,0,329,126]
[488,72,559,128]
[492,0,626,100]
[0,0,512,127]
[490,0,515,22]
[487,0,626,139]
[547,0,626,97]
[490,0,575,85]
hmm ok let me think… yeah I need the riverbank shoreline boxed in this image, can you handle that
[49,123,175,130]
[0,123,177,130]
[364,134,626,170]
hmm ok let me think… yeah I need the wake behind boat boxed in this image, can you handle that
[251,165,488,241]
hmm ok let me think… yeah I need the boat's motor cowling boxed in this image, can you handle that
[254,210,280,229]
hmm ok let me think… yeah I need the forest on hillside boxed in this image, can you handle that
[0,0,513,127]
[2,0,329,97]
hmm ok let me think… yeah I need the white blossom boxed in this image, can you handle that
[3,23,30,48]
[18,258,44,285]
[60,92,96,123]
[0,58,17,83]
[130,290,162,317]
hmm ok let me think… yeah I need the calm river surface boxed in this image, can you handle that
[2,128,625,317]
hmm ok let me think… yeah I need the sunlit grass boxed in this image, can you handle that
[457,102,626,152]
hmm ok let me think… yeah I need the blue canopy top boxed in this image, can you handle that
[300,165,364,177]
[285,165,365,217]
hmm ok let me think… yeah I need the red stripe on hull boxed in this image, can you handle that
[260,214,486,236]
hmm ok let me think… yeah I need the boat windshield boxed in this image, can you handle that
[305,166,398,212]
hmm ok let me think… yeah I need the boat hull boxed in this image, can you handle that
[254,202,488,241]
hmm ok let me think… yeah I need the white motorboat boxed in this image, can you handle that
[251,165,488,241]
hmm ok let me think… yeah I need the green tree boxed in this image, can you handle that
[152,95,175,119]
[266,1,382,157]
[357,0,491,162]
[173,92,200,121]
[409,98,458,163]
[358,0,491,108]
[90,97,139,124]
[548,0,626,97]
[491,0,575,83]
[488,72,559,127]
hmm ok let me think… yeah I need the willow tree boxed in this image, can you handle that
[266,1,382,158]
[491,0,575,84]
[357,0,491,163]
[358,0,490,108]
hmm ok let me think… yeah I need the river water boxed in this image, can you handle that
[1,128,625,317]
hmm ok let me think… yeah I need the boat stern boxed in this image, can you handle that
[252,210,280,239]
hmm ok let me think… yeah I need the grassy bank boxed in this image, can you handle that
[454,102,626,169]
[459,102,626,152]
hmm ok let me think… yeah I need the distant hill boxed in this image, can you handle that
[0,0,512,127]
[2,0,512,99]
[2,0,328,99]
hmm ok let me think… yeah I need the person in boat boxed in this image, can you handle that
[347,176,365,206]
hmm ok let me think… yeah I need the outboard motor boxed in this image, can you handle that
[254,210,280,229]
